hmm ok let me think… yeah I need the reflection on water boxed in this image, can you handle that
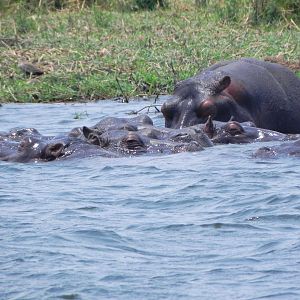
[1,99,300,299]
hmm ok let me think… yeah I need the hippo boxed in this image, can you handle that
[0,131,120,163]
[253,140,300,159]
[209,118,299,144]
[68,114,153,140]
[0,140,20,159]
[82,125,211,156]
[57,138,120,160]
[80,115,213,156]
[161,58,300,133]
[0,127,44,141]
[1,121,208,162]
[137,121,213,146]
[90,114,153,133]
[0,136,65,163]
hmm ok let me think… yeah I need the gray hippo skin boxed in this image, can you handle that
[0,127,44,141]
[253,140,300,159]
[90,114,153,133]
[68,114,153,140]
[81,115,212,155]
[161,58,300,133]
[0,136,65,162]
[82,125,212,156]
[0,133,119,163]
[209,119,299,144]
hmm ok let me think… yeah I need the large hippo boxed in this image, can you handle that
[161,58,300,133]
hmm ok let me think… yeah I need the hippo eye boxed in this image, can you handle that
[225,122,244,136]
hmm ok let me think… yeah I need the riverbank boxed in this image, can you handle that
[0,1,299,103]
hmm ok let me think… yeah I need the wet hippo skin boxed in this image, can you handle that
[161,58,300,133]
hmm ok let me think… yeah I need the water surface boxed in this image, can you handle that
[1,99,300,300]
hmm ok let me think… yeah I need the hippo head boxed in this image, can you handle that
[83,127,147,155]
[211,120,258,144]
[161,71,252,129]
[211,119,289,144]
[93,115,153,132]
[7,127,42,141]
[13,137,65,162]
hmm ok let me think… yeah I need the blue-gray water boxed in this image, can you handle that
[1,99,300,300]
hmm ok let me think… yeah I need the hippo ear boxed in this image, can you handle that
[44,143,65,160]
[82,126,94,139]
[212,76,231,94]
[204,115,216,139]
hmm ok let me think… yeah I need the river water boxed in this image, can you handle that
[1,99,300,300]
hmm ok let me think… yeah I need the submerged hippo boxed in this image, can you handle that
[0,127,44,141]
[68,114,153,139]
[161,58,300,133]
[0,136,65,163]
[0,115,213,162]
[209,119,298,144]
[253,140,300,159]
[90,114,153,132]
[0,132,119,163]
[82,120,213,156]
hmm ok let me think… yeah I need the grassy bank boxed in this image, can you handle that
[0,0,299,103]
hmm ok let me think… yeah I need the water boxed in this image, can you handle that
[1,99,300,300]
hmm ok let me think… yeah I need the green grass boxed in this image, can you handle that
[0,1,299,103]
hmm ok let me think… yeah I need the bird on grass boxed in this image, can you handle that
[18,61,44,76]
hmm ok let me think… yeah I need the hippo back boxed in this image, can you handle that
[201,58,300,132]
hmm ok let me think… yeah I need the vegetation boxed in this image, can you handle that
[0,0,299,103]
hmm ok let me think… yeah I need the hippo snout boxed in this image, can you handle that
[161,102,198,129]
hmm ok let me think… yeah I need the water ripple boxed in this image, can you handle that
[1,102,300,299]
